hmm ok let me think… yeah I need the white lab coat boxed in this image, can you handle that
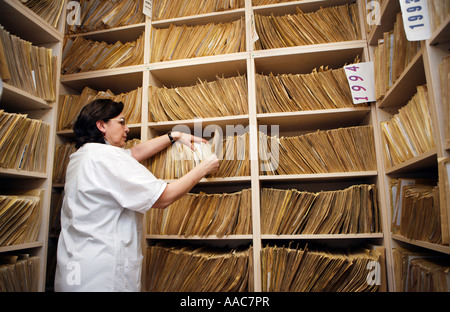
[54,143,167,292]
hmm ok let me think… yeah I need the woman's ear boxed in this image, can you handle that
[96,120,107,135]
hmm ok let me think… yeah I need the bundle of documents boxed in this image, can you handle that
[380,85,435,168]
[260,125,376,175]
[254,3,361,50]
[390,179,442,244]
[150,18,246,62]
[145,244,252,292]
[66,0,145,34]
[152,0,245,20]
[261,184,380,235]
[393,247,450,292]
[148,131,250,179]
[0,190,43,247]
[61,32,144,74]
[261,244,382,292]
[256,65,367,113]
[146,188,251,236]
[21,0,65,29]
[0,110,49,173]
[149,74,248,121]
[0,254,40,292]
[52,143,76,184]
[373,13,421,100]
[58,86,142,131]
[0,25,56,102]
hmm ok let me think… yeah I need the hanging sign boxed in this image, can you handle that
[344,62,376,104]
[143,0,152,19]
[399,0,432,41]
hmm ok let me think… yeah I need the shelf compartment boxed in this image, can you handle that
[367,0,401,46]
[260,171,378,182]
[385,148,438,175]
[67,23,146,44]
[152,8,245,27]
[149,53,249,87]
[148,115,250,134]
[377,50,426,109]
[392,234,450,255]
[60,65,146,94]
[257,107,371,132]
[253,41,367,75]
[0,0,63,45]
[262,233,383,240]
[252,0,354,16]
[1,83,53,112]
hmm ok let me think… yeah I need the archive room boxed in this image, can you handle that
[0,0,449,295]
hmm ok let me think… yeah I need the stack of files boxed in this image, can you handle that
[145,244,252,292]
[393,247,450,292]
[427,0,450,32]
[390,179,442,244]
[149,74,248,121]
[152,0,245,20]
[261,184,380,235]
[440,56,450,148]
[21,0,65,29]
[261,244,382,292]
[253,3,361,50]
[380,85,435,169]
[0,254,40,292]
[61,32,144,74]
[58,86,142,131]
[259,125,376,175]
[373,13,421,100]
[66,0,145,34]
[0,110,50,173]
[148,131,250,179]
[150,17,246,62]
[256,65,367,113]
[0,190,43,247]
[146,188,251,236]
[0,25,56,102]
[52,142,76,184]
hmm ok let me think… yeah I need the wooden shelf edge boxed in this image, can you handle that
[392,234,450,255]
[0,241,44,253]
[145,235,252,240]
[1,82,53,111]
[0,168,47,179]
[66,23,146,39]
[385,148,438,174]
[259,171,378,181]
[262,233,384,240]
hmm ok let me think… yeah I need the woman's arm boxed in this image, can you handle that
[152,154,219,209]
[130,131,207,163]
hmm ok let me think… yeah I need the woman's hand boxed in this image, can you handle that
[172,131,207,151]
[199,154,220,176]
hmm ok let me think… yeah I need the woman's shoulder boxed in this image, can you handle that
[81,143,131,159]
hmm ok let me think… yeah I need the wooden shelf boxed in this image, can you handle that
[429,15,450,46]
[0,241,44,253]
[145,235,252,240]
[1,83,53,112]
[385,148,438,175]
[392,234,450,255]
[262,233,384,240]
[67,23,146,44]
[0,168,47,179]
[152,8,245,27]
[260,171,378,182]
[257,107,371,132]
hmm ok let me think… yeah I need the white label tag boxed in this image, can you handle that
[251,11,259,43]
[344,62,376,104]
[143,0,153,19]
[399,0,432,41]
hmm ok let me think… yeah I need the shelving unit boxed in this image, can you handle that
[2,0,447,292]
[0,0,65,292]
[367,0,450,291]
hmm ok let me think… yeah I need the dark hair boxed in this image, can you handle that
[74,99,124,148]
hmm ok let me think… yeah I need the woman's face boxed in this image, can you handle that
[98,113,129,148]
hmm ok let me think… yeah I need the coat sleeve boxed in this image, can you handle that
[94,147,167,213]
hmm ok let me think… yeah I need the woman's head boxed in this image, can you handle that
[74,99,129,148]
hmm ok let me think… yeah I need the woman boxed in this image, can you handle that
[54,99,219,292]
